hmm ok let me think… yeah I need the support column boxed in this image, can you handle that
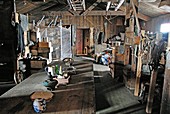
[146,69,158,114]
[90,27,94,49]
[160,68,170,114]
[134,52,142,96]
[104,21,108,43]
[160,32,170,114]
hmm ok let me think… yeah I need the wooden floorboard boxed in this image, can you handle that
[0,61,95,114]
[94,67,160,114]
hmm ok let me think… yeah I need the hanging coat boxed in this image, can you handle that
[16,23,25,55]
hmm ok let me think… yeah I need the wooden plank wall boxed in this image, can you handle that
[62,15,103,30]
[30,14,125,40]
[146,14,170,32]
[62,15,116,39]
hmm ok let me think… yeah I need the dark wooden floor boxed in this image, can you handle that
[0,57,162,114]
[0,61,95,114]
[94,70,161,114]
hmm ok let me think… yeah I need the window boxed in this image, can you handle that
[160,23,170,33]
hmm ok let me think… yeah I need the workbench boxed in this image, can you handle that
[0,61,95,114]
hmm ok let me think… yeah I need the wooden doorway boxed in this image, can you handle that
[76,28,90,55]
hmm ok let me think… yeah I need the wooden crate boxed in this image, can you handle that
[38,47,50,53]
[30,60,46,69]
[38,42,49,48]
[31,50,38,56]
[38,53,49,58]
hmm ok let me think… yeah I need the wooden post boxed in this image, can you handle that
[124,45,130,65]
[110,47,116,78]
[146,32,167,113]
[130,0,143,96]
[104,21,108,43]
[146,69,158,113]
[24,31,29,57]
[131,0,140,34]
[160,32,170,114]
[134,52,142,96]
[131,46,136,72]
[90,27,94,49]
[160,68,170,114]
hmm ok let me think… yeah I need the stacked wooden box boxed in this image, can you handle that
[38,42,50,58]
[30,42,50,58]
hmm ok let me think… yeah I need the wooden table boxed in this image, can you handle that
[0,61,95,114]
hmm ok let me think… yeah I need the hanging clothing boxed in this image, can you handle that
[16,23,25,55]
[20,14,28,31]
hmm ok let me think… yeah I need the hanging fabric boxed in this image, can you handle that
[16,22,25,55]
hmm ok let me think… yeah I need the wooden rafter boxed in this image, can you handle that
[82,0,86,10]
[44,9,150,21]
[67,0,76,11]
[16,1,37,14]
[26,1,57,14]
[106,1,111,11]
[115,0,125,11]
[119,6,126,11]
[138,12,150,21]
[126,12,151,21]
[81,0,101,15]
[44,10,125,16]
[68,8,80,15]
[87,10,125,16]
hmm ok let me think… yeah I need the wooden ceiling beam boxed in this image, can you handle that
[43,10,125,16]
[126,11,151,21]
[115,0,125,11]
[16,1,37,14]
[17,4,37,14]
[82,0,86,10]
[88,10,125,15]
[67,0,76,11]
[81,0,101,15]
[138,12,150,21]
[119,6,126,11]
[26,1,56,14]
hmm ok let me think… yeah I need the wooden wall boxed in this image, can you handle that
[146,14,170,32]
[61,15,125,39]
[30,15,105,31]
[30,14,125,40]
[62,15,104,31]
